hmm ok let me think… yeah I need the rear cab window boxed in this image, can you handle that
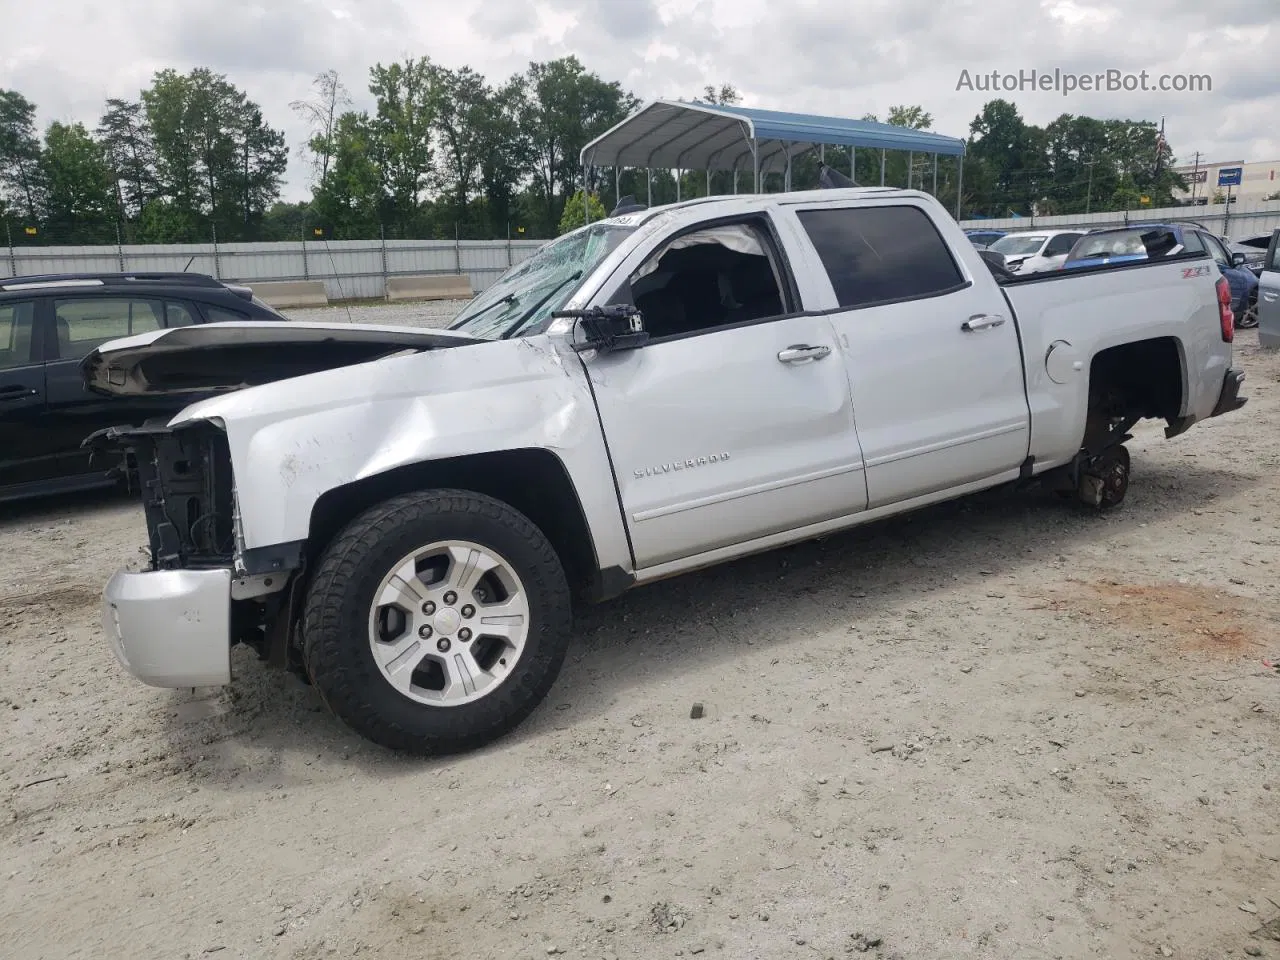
[795,205,966,309]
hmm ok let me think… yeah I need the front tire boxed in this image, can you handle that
[302,490,572,755]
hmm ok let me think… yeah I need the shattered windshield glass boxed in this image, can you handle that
[448,223,635,340]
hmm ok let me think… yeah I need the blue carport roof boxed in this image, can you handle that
[581,100,966,174]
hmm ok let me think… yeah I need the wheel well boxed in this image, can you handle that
[1087,337,1185,434]
[306,449,603,601]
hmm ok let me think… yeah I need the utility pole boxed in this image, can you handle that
[1189,150,1202,204]
[1084,159,1098,215]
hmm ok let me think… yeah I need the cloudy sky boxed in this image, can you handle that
[2,0,1276,200]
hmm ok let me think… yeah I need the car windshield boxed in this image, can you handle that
[449,223,635,339]
[990,235,1047,257]
[1069,230,1150,260]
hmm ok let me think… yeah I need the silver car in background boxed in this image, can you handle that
[987,229,1086,274]
[1256,230,1280,348]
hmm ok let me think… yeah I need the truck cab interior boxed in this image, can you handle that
[623,223,789,339]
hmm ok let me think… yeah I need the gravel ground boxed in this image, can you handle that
[1,315,1278,960]
[287,299,470,329]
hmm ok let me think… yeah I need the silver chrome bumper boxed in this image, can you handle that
[102,567,233,687]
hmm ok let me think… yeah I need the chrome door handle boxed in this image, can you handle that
[777,344,832,363]
[1263,291,1279,302]
[962,314,1006,332]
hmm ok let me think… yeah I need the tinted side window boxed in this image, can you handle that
[1268,233,1280,272]
[205,305,249,324]
[1181,230,1205,254]
[797,206,965,309]
[166,302,197,327]
[1203,234,1229,265]
[0,301,37,371]
[53,298,163,360]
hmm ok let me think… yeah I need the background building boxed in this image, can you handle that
[1172,158,1280,205]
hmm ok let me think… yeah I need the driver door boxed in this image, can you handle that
[579,214,867,570]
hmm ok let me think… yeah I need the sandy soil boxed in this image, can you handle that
[1,321,1278,960]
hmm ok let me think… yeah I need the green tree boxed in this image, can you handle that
[40,122,117,237]
[887,104,933,130]
[475,76,534,237]
[231,99,288,234]
[290,69,351,186]
[97,98,157,219]
[141,68,286,239]
[261,201,309,241]
[700,83,741,106]
[430,65,491,224]
[312,111,384,238]
[368,57,437,234]
[0,89,44,220]
[557,188,606,234]
[521,56,638,233]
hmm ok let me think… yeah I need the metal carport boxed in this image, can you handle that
[580,100,968,216]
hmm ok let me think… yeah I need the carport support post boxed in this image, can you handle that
[880,150,886,186]
[115,222,126,271]
[614,166,620,207]
[752,140,761,194]
[676,168,681,202]
[784,143,792,191]
[379,222,389,291]
[956,156,964,220]
[851,146,856,180]
[932,154,939,196]
[907,152,913,189]
[210,222,220,279]
[301,228,309,280]
[706,168,711,196]
[647,168,653,207]
[6,222,14,277]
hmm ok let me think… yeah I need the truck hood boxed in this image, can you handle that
[82,320,481,397]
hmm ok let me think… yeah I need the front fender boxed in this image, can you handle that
[170,335,631,573]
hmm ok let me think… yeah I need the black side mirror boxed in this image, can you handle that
[553,304,649,353]
[1231,252,1248,267]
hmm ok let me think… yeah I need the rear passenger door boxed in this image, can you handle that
[787,201,1031,510]
[44,297,195,477]
[0,299,57,490]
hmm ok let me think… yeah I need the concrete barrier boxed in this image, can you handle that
[249,280,329,308]
[386,274,474,302]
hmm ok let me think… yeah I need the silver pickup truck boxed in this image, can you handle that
[86,188,1248,754]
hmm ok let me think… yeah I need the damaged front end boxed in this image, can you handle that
[87,420,301,672]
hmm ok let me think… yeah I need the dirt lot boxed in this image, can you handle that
[2,319,1278,960]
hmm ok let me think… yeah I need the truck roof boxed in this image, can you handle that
[590,186,931,231]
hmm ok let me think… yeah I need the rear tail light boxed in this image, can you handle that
[1216,276,1234,343]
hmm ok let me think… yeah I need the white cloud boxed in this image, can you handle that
[0,0,1274,201]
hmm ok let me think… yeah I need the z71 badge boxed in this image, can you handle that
[1181,265,1212,279]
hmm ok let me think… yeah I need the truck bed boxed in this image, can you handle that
[999,254,1231,472]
